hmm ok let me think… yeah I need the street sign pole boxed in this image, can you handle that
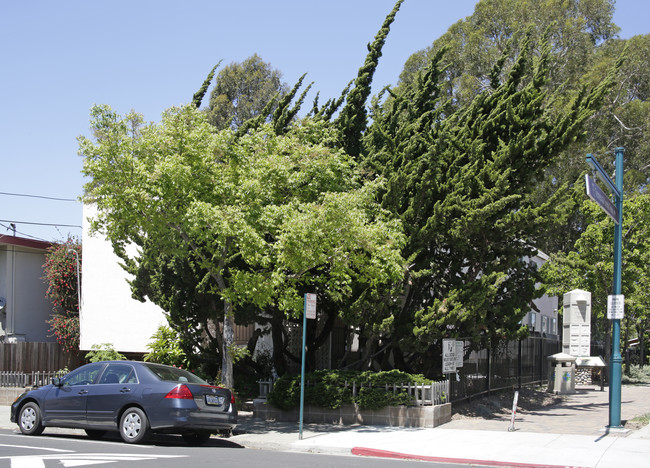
[586,148,624,429]
[609,147,624,429]
[299,293,316,440]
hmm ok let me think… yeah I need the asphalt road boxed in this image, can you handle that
[0,429,482,468]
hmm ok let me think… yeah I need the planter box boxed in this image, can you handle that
[253,399,451,428]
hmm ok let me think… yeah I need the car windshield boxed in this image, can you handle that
[144,363,208,384]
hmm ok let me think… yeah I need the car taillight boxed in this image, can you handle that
[231,392,236,404]
[165,384,194,400]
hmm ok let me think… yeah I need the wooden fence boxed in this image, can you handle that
[0,342,79,373]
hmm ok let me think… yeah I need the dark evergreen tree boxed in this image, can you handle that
[335,0,404,158]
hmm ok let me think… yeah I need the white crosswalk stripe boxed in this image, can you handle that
[10,453,186,468]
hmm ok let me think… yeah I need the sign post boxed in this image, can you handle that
[299,293,316,440]
[586,148,624,428]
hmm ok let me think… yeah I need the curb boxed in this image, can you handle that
[351,447,591,468]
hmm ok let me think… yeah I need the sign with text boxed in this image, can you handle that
[455,340,464,368]
[607,294,624,319]
[586,174,618,223]
[305,293,317,319]
[442,339,457,373]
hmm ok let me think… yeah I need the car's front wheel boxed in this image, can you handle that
[18,402,44,436]
[119,407,150,444]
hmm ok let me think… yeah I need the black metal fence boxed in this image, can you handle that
[449,336,561,402]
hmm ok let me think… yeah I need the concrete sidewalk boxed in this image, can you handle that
[2,384,650,467]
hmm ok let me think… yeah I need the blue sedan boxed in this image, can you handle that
[10,360,237,445]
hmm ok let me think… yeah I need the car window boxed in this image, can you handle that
[144,363,207,384]
[99,364,138,384]
[63,363,104,386]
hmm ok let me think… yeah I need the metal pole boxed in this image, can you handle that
[299,294,307,440]
[609,147,624,428]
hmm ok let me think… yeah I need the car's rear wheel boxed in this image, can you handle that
[181,430,212,445]
[119,407,150,444]
[18,402,44,436]
[84,429,106,439]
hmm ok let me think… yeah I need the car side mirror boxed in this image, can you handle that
[52,377,62,387]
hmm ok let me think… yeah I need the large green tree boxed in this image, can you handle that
[356,25,619,374]
[205,54,289,130]
[80,106,405,387]
[395,0,630,255]
[541,194,650,366]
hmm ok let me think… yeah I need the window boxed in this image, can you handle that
[144,363,206,384]
[63,363,103,386]
[99,363,137,384]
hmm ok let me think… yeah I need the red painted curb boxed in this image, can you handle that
[351,447,590,468]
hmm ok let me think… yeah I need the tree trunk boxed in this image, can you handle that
[221,300,235,388]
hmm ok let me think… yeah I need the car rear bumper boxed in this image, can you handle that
[149,407,237,432]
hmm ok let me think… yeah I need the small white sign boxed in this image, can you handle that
[455,340,464,368]
[305,293,317,319]
[607,294,624,319]
[442,339,456,373]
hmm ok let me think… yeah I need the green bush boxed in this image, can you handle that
[85,343,126,362]
[623,365,650,384]
[267,369,432,411]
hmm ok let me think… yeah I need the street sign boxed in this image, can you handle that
[442,339,456,373]
[586,174,618,223]
[455,340,464,368]
[607,294,624,319]
[305,293,317,319]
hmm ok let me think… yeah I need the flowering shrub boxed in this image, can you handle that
[43,238,81,313]
[47,314,80,353]
[42,237,81,353]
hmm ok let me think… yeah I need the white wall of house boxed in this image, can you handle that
[523,251,559,336]
[0,237,55,342]
[81,205,166,353]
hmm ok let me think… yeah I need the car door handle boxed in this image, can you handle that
[78,390,88,395]
[120,387,131,393]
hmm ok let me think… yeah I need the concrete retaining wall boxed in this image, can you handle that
[253,400,452,428]
[0,388,26,406]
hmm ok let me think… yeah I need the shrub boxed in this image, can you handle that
[267,369,432,411]
[85,343,126,362]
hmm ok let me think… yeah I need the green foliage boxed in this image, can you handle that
[42,237,81,314]
[336,0,404,158]
[80,104,405,387]
[42,237,81,354]
[192,61,221,108]
[541,194,650,347]
[622,365,650,385]
[267,369,430,411]
[47,315,79,354]
[144,325,188,367]
[85,343,126,363]
[206,54,288,130]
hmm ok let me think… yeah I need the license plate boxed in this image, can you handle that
[205,395,225,406]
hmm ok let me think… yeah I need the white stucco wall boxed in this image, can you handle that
[81,205,166,353]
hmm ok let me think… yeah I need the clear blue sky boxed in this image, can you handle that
[1,0,648,243]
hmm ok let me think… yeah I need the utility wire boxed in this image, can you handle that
[0,191,79,202]
[0,222,49,242]
[0,219,81,228]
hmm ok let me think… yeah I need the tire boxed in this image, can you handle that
[119,407,150,444]
[18,402,44,436]
[84,429,106,439]
[181,430,211,445]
